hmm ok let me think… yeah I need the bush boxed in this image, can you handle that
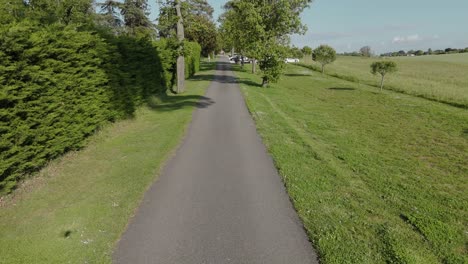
[0,22,112,192]
[184,41,201,78]
[0,22,201,193]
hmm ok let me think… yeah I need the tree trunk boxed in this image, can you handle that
[380,75,385,92]
[252,58,256,74]
[175,0,185,94]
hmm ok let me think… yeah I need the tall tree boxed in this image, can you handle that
[0,0,26,22]
[301,46,313,56]
[158,0,217,57]
[219,0,263,72]
[185,15,217,57]
[175,0,185,93]
[99,0,123,30]
[121,0,154,36]
[9,0,94,25]
[220,0,313,86]
[360,46,372,57]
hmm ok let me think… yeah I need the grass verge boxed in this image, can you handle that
[0,61,216,263]
[234,63,468,263]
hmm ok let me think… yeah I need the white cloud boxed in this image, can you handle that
[392,34,422,44]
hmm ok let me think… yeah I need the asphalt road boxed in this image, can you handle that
[113,58,319,264]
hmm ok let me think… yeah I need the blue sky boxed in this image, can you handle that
[149,0,468,54]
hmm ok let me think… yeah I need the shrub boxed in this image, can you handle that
[0,22,201,193]
[184,41,201,78]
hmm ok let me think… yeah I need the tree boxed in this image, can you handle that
[370,61,397,92]
[185,15,217,57]
[301,46,313,56]
[415,50,424,56]
[121,0,154,37]
[289,46,304,59]
[98,0,123,31]
[312,45,336,75]
[219,0,263,72]
[220,0,313,86]
[158,0,217,57]
[7,0,94,26]
[360,46,372,57]
[175,0,185,93]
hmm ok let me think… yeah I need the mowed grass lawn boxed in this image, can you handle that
[235,64,467,263]
[300,53,468,108]
[0,61,215,263]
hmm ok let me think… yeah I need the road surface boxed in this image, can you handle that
[113,58,319,264]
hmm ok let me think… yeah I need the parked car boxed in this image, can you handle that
[285,58,300,63]
[230,55,251,64]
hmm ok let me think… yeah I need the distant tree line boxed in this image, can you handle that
[338,46,468,57]
[380,47,468,57]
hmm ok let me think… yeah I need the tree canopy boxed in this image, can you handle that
[371,61,398,91]
[302,46,313,56]
[360,46,372,57]
[157,0,218,56]
[312,45,336,74]
[219,0,313,86]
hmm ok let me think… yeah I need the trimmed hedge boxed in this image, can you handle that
[0,22,201,194]
[184,41,201,77]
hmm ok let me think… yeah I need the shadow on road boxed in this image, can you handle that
[189,60,263,88]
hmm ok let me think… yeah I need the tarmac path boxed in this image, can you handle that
[113,58,319,264]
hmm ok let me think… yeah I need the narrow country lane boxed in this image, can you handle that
[113,58,319,264]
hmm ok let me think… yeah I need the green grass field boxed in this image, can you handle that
[300,53,468,108]
[0,61,215,263]
[235,64,468,263]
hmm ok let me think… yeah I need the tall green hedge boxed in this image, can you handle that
[185,41,201,77]
[0,22,201,194]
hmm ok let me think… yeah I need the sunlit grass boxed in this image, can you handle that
[299,53,468,107]
[236,63,468,263]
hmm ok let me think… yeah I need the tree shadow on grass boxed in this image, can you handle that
[146,60,221,112]
[284,73,312,77]
[147,94,215,112]
[328,87,356,91]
